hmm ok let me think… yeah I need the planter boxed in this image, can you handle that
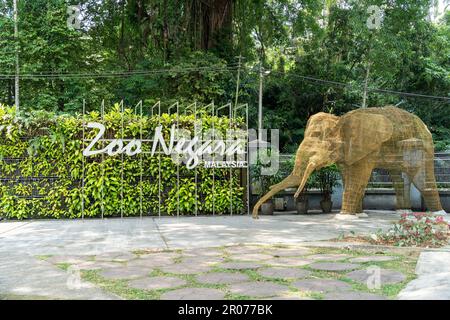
[296,197,309,214]
[320,199,333,213]
[261,202,274,215]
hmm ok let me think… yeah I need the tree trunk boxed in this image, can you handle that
[190,0,233,50]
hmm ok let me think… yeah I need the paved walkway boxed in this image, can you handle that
[398,251,450,300]
[0,211,447,300]
[0,210,397,299]
[0,211,398,256]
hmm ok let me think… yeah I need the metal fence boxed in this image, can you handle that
[368,152,450,189]
[274,152,450,190]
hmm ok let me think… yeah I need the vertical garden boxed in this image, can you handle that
[0,103,245,219]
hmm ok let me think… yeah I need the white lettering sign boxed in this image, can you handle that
[82,122,246,169]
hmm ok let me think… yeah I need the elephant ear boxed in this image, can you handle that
[337,112,393,165]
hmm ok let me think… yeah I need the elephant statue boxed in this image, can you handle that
[252,106,446,219]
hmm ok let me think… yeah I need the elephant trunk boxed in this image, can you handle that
[252,174,299,219]
[252,154,318,219]
[293,162,315,198]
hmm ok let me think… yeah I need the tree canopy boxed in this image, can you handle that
[0,0,449,151]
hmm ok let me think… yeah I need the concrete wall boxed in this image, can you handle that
[265,184,450,212]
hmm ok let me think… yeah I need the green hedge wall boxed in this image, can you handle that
[0,104,245,219]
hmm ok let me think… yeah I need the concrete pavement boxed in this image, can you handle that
[0,211,399,299]
[3,210,449,300]
[398,251,450,300]
[0,210,399,256]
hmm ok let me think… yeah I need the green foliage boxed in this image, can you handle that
[311,164,341,200]
[0,0,448,150]
[250,149,283,196]
[0,103,244,219]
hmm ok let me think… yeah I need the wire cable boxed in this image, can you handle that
[266,70,450,102]
[0,64,448,102]
[0,65,240,80]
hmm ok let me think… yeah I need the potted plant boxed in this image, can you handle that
[250,151,283,215]
[295,173,317,214]
[316,164,341,213]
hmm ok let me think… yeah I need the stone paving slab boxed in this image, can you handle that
[138,252,180,260]
[308,262,360,271]
[0,253,119,300]
[220,262,262,270]
[160,288,225,300]
[182,248,224,257]
[75,261,124,270]
[196,272,250,285]
[324,291,387,300]
[224,246,264,255]
[264,247,312,257]
[306,254,352,261]
[128,276,187,290]
[100,266,151,280]
[348,255,398,263]
[126,256,177,268]
[230,253,274,261]
[264,258,312,267]
[160,263,212,274]
[181,256,225,265]
[292,279,352,293]
[257,267,311,279]
[228,281,290,298]
[346,269,406,285]
[46,255,92,265]
[96,252,137,262]
[265,296,312,300]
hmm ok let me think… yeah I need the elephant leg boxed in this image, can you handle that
[341,167,363,213]
[252,174,300,219]
[389,169,411,210]
[355,194,364,214]
[410,158,443,213]
[341,162,374,215]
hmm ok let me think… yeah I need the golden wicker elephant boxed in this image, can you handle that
[252,106,446,218]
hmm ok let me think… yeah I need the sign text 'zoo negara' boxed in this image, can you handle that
[82,122,248,169]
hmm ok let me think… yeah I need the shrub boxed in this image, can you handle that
[371,213,450,247]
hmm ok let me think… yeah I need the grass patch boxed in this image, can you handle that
[82,270,162,300]
[300,247,419,299]
[56,263,71,271]
[36,255,52,261]
[79,245,419,300]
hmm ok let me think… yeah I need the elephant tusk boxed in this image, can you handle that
[294,163,315,198]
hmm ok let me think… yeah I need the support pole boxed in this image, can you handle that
[101,100,105,219]
[81,99,85,220]
[120,100,124,219]
[229,102,233,216]
[234,55,242,116]
[138,100,143,219]
[13,0,19,114]
[194,102,198,216]
[258,63,263,133]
